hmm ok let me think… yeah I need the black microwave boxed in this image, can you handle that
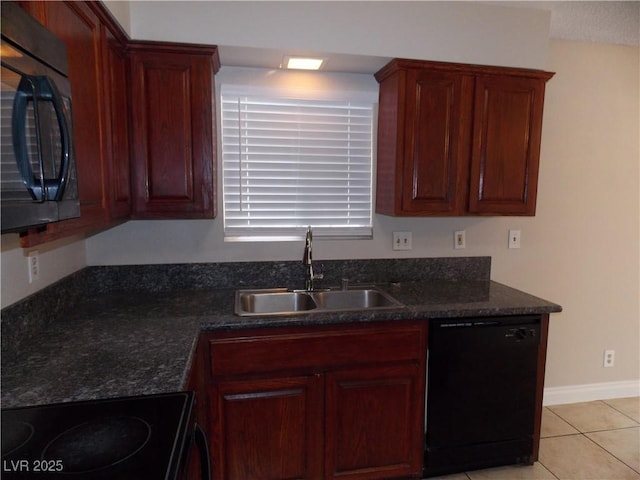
[1,2,80,233]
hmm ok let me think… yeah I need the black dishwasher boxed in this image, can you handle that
[424,315,541,477]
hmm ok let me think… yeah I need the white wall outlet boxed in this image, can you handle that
[508,229,521,249]
[603,349,615,368]
[393,231,412,251]
[27,250,40,283]
[454,230,466,249]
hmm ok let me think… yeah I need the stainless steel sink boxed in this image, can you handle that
[237,289,317,315]
[235,286,403,316]
[312,289,399,310]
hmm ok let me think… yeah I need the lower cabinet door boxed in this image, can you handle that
[325,363,425,479]
[211,375,324,480]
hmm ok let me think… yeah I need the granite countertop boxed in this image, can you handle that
[1,275,561,409]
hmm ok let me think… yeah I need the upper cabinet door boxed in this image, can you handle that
[402,70,473,214]
[129,44,219,219]
[468,75,547,215]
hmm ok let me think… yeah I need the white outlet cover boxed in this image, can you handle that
[508,230,521,249]
[393,231,412,251]
[604,349,615,367]
[27,250,40,283]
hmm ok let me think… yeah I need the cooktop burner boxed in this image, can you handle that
[1,420,34,457]
[42,416,151,473]
[1,392,193,480]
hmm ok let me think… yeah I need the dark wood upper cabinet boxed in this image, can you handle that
[15,1,220,246]
[128,42,220,219]
[16,0,131,247]
[375,59,554,216]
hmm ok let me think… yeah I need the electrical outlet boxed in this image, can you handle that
[27,250,40,283]
[508,229,521,249]
[393,232,412,251]
[603,349,615,368]
[454,230,466,249]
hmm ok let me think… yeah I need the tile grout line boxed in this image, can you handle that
[542,400,640,479]
[545,405,586,435]
[539,431,639,479]
[581,425,640,434]
[582,429,640,475]
[545,400,640,475]
[535,459,562,480]
[425,399,640,480]
[547,399,639,433]
[602,398,640,425]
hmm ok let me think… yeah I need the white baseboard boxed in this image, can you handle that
[543,380,640,406]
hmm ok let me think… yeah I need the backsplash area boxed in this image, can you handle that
[1,257,490,358]
[84,256,490,293]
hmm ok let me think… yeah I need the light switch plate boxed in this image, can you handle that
[454,230,466,249]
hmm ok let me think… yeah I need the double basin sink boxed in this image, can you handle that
[235,286,403,316]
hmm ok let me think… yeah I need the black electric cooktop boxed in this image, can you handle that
[1,392,194,479]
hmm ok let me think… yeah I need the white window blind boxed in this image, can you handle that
[221,93,374,240]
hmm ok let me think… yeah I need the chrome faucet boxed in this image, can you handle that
[303,226,323,291]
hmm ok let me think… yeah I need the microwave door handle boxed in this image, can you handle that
[12,75,72,202]
[12,76,46,202]
[41,76,71,201]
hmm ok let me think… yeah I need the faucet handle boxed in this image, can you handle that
[313,261,324,280]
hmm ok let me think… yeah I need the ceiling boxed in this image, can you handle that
[217,1,639,74]
[505,1,639,46]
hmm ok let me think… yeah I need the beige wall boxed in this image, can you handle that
[0,234,86,308]
[514,40,639,389]
[102,0,131,35]
[128,1,550,69]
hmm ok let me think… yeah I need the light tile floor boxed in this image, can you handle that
[428,397,640,480]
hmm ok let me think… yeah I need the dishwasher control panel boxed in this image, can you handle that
[505,327,538,341]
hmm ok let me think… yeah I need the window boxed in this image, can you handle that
[220,76,375,241]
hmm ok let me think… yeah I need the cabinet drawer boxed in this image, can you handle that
[207,322,426,377]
